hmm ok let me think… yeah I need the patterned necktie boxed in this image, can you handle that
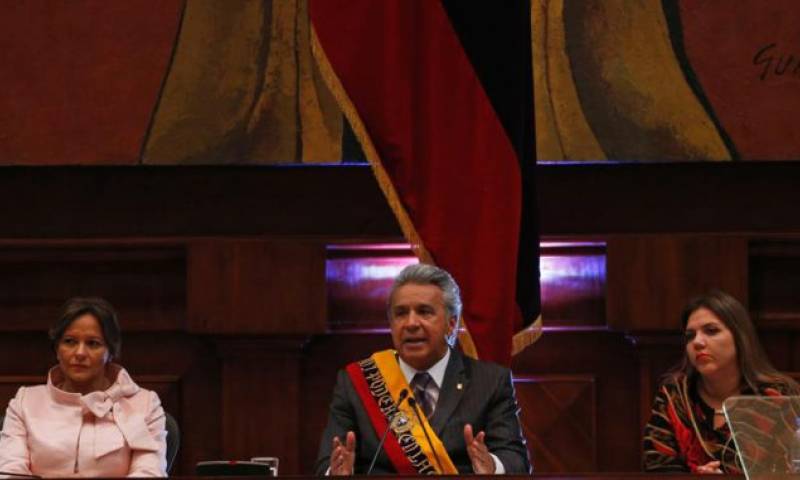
[411,372,434,417]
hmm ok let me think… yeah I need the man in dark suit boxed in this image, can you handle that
[315,264,531,475]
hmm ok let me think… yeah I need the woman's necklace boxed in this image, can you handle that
[699,381,737,417]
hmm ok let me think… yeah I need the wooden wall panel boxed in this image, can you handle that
[515,375,596,472]
[1,163,800,238]
[0,245,186,331]
[537,163,800,235]
[749,240,800,330]
[0,166,401,239]
[607,235,748,332]
[757,330,800,376]
[163,340,223,476]
[187,240,326,334]
[0,333,52,376]
[512,331,641,473]
[216,338,308,474]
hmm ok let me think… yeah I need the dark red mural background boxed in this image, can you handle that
[678,0,800,160]
[0,0,182,164]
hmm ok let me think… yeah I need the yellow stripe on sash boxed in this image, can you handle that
[371,350,458,474]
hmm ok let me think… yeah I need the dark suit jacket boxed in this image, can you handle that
[315,349,531,475]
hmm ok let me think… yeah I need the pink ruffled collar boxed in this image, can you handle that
[47,363,140,418]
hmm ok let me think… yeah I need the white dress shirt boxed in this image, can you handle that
[397,349,505,474]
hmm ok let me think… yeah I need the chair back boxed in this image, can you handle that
[165,412,180,474]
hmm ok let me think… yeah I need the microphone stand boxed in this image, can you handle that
[366,389,409,475]
[407,396,445,473]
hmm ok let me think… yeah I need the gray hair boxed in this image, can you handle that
[387,263,463,345]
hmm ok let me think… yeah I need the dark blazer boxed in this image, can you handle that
[315,349,531,475]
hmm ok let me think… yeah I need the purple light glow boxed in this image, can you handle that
[326,241,607,330]
[327,243,412,251]
[326,257,418,286]
[540,254,605,284]
[540,241,605,249]
[327,242,606,285]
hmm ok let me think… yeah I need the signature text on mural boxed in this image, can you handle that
[753,43,800,81]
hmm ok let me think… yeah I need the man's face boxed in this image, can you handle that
[390,283,456,371]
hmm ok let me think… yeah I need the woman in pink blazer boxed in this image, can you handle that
[0,297,167,477]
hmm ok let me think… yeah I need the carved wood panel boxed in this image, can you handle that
[515,375,597,472]
[607,235,748,332]
[750,240,800,330]
[0,245,186,332]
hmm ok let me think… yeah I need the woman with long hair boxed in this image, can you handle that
[643,289,799,474]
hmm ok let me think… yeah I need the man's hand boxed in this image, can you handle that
[464,424,495,474]
[695,460,722,474]
[330,431,356,476]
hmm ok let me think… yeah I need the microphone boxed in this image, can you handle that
[407,396,445,473]
[366,389,410,475]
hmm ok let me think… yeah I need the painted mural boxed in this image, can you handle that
[2,0,800,164]
[535,0,800,161]
[0,0,343,165]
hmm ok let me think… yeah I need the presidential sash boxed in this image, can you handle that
[346,349,458,474]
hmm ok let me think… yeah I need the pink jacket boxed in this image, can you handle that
[0,365,167,477]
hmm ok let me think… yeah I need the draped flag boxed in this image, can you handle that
[309,0,541,365]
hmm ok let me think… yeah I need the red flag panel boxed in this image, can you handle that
[310,0,529,365]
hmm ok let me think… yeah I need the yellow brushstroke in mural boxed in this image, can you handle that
[144,0,341,164]
[143,0,268,164]
[247,0,342,163]
[296,0,343,163]
[569,0,730,161]
[533,0,605,161]
[245,0,303,162]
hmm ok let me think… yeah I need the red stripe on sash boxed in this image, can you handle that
[345,362,416,474]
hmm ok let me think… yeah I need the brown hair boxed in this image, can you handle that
[49,297,122,359]
[668,289,798,394]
